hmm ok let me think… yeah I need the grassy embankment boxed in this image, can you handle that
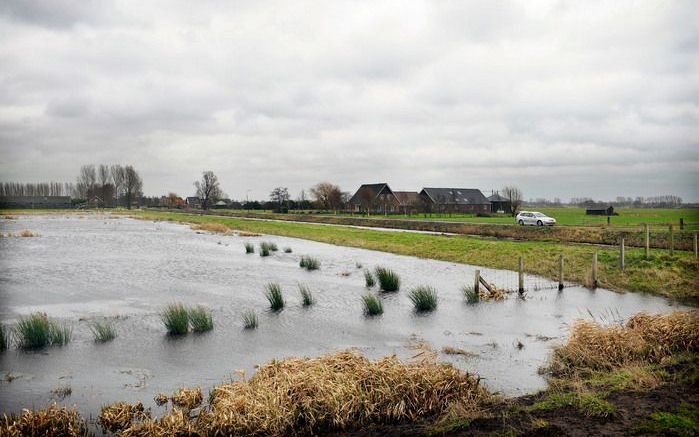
[132,210,698,302]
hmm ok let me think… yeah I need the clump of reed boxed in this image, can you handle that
[283,247,293,253]
[260,241,278,252]
[462,285,479,304]
[409,286,438,312]
[13,312,71,349]
[375,266,400,292]
[244,242,254,254]
[265,283,285,311]
[191,223,229,234]
[298,284,315,306]
[89,320,117,343]
[299,255,320,271]
[189,306,214,332]
[259,242,272,257]
[0,404,90,437]
[546,310,698,377]
[170,387,203,410]
[161,303,190,336]
[242,310,258,329]
[98,401,150,433]
[0,324,8,350]
[361,293,383,316]
[364,270,376,288]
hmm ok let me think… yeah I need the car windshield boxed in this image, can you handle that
[534,213,546,217]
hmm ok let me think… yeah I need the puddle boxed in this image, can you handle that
[0,215,686,418]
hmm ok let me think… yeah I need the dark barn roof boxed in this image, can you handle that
[420,188,489,205]
[488,193,510,202]
[349,183,396,204]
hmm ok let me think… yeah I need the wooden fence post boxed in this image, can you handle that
[669,225,674,256]
[558,255,564,290]
[592,252,598,289]
[518,257,524,294]
[474,270,480,295]
[620,238,625,272]
[645,224,650,258]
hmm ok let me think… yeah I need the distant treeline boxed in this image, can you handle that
[0,181,75,197]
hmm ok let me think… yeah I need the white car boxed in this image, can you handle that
[516,211,556,226]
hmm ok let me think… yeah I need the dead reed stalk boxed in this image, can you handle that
[0,404,89,437]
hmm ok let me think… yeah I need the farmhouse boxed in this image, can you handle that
[419,188,490,214]
[488,192,512,214]
[349,183,401,214]
[185,197,201,208]
[394,191,421,215]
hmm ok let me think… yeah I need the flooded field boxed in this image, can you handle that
[0,214,686,419]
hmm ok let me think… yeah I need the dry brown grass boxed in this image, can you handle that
[547,310,698,376]
[0,404,90,437]
[170,387,203,410]
[442,346,479,357]
[191,223,230,234]
[99,401,150,433]
[154,393,169,406]
[237,230,261,237]
[19,229,38,237]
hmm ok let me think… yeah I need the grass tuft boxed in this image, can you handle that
[161,303,190,336]
[14,313,71,349]
[259,242,270,257]
[375,266,400,292]
[298,284,315,306]
[0,324,8,350]
[364,270,376,288]
[362,293,383,316]
[283,247,292,253]
[260,241,278,252]
[189,306,214,332]
[90,320,117,343]
[299,255,320,270]
[265,283,285,311]
[244,242,254,254]
[409,286,438,312]
[242,310,258,329]
[462,285,479,303]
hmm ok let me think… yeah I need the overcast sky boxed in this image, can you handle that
[1,1,697,201]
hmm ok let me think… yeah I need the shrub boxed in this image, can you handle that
[364,270,375,288]
[244,243,255,254]
[409,286,438,312]
[14,313,71,349]
[89,320,117,343]
[299,256,320,271]
[242,310,258,329]
[299,284,315,306]
[265,283,285,311]
[375,267,400,292]
[362,294,383,316]
[189,306,214,332]
[161,303,190,335]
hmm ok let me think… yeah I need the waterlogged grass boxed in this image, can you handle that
[189,306,214,332]
[14,313,71,349]
[462,285,479,304]
[375,266,400,292]
[298,284,315,306]
[299,255,320,271]
[242,310,258,329]
[89,320,117,343]
[259,243,271,257]
[130,211,699,300]
[265,283,285,311]
[364,270,376,288]
[409,286,438,312]
[161,303,189,336]
[244,242,255,254]
[362,294,383,316]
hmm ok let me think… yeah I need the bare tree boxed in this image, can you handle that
[194,170,222,210]
[310,182,343,213]
[501,185,523,217]
[110,164,125,207]
[123,165,143,210]
[269,187,290,212]
[76,165,97,200]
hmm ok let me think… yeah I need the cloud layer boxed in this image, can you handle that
[1,0,697,201]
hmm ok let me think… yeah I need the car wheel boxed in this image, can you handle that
[537,220,543,226]
[518,220,524,225]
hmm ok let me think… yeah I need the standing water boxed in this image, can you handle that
[0,215,685,418]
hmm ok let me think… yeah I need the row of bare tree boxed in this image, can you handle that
[75,164,143,208]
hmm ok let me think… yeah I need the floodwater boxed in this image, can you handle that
[0,215,686,419]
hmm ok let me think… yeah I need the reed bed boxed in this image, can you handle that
[170,387,203,410]
[362,293,383,316]
[242,310,258,329]
[189,306,214,332]
[0,404,90,437]
[191,223,229,234]
[546,310,698,376]
[408,286,438,312]
[161,303,189,335]
[99,402,150,433]
[298,284,315,306]
[14,312,71,349]
[375,266,400,292]
[244,242,254,254]
[265,283,285,311]
[299,255,320,270]
[364,270,376,288]
[89,320,117,343]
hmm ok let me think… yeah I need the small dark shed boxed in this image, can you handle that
[586,206,614,216]
[488,192,512,214]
